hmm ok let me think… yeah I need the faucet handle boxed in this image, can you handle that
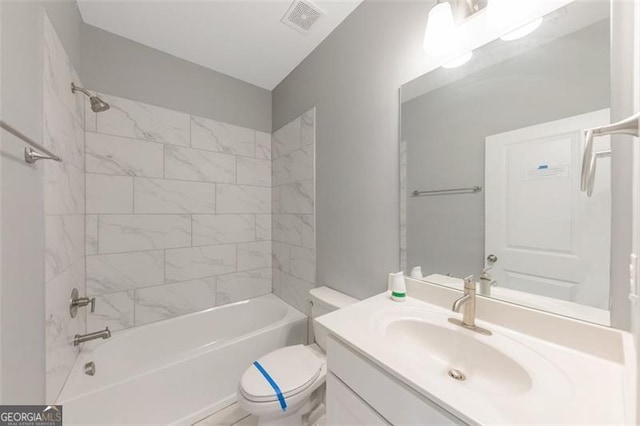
[69,288,97,317]
[463,275,475,290]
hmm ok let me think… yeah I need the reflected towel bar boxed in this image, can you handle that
[411,186,482,197]
[586,149,611,197]
[580,112,639,197]
[0,120,62,163]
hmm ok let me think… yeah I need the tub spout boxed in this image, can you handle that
[74,327,111,346]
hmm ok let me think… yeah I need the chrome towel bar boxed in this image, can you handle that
[412,186,482,197]
[0,120,62,164]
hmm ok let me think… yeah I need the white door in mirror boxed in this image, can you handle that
[485,109,611,309]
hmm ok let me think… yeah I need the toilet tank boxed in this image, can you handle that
[309,286,358,350]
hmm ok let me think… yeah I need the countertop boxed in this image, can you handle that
[316,286,635,425]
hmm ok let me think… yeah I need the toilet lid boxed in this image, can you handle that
[240,345,324,403]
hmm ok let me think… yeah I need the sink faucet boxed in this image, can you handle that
[449,276,492,335]
[478,266,497,296]
[74,327,111,346]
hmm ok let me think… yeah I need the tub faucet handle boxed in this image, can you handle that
[70,288,96,317]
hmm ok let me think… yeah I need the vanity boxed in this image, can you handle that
[316,278,636,425]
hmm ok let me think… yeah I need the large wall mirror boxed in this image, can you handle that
[400,2,613,326]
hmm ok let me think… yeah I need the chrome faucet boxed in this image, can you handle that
[74,327,111,346]
[448,276,492,335]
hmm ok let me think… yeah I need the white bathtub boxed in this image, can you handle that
[57,294,307,425]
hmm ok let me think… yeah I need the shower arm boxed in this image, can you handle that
[70,82,92,98]
[580,112,640,195]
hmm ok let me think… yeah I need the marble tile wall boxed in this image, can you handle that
[271,109,316,314]
[84,92,273,332]
[43,15,86,401]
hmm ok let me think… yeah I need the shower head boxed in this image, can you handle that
[89,96,110,113]
[71,83,110,113]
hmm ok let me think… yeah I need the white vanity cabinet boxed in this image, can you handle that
[325,336,465,426]
[326,374,390,425]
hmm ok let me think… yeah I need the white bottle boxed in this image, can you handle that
[410,266,423,279]
[389,272,406,302]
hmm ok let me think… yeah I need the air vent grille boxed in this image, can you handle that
[282,0,323,34]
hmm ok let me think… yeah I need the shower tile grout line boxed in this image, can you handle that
[88,241,266,258]
[87,129,270,161]
[84,170,272,189]
[88,211,270,216]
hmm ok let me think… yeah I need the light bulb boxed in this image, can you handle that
[424,2,457,55]
[500,17,543,41]
[442,51,473,69]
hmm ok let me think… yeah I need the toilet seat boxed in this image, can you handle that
[240,345,324,403]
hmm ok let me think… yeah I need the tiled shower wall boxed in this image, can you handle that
[43,15,86,401]
[272,109,316,314]
[84,93,273,331]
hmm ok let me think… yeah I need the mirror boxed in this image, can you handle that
[400,2,612,326]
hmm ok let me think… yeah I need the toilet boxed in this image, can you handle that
[237,286,357,426]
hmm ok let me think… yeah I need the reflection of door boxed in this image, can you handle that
[485,110,611,309]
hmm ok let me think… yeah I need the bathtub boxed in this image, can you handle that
[57,294,307,425]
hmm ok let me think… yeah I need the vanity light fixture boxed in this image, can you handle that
[442,51,473,68]
[424,1,456,54]
[489,0,543,41]
[423,0,486,55]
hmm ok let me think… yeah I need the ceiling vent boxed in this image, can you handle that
[281,0,324,34]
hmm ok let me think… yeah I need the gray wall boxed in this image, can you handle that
[272,1,435,300]
[402,20,610,280]
[80,24,272,133]
[1,0,82,403]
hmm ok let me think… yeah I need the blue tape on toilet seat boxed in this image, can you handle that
[253,361,287,412]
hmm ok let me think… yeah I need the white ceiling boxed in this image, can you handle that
[76,0,362,90]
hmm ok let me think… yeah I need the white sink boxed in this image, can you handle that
[371,307,571,399]
[384,319,532,395]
